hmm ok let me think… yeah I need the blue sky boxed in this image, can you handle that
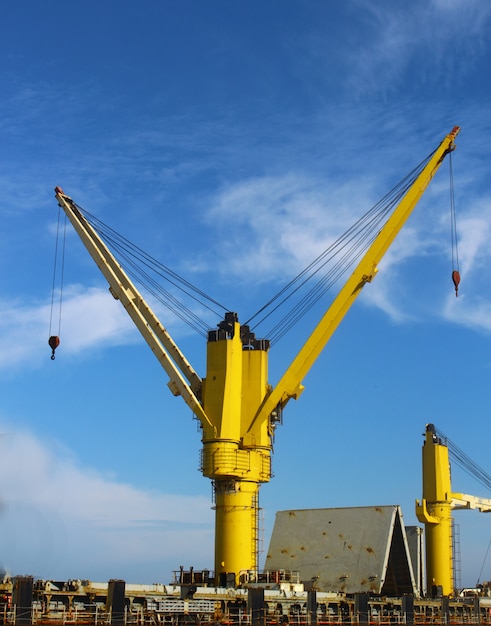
[1,1,491,588]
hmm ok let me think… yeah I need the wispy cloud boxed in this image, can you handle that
[456,212,491,277]
[0,281,204,371]
[344,0,491,97]
[203,173,377,282]
[0,286,135,370]
[200,161,491,333]
[0,423,213,581]
[3,156,489,375]
[443,293,491,334]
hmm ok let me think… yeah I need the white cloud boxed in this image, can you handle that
[204,174,376,282]
[0,281,204,374]
[0,424,213,582]
[3,156,490,373]
[457,214,491,277]
[202,172,444,325]
[196,163,491,342]
[443,294,491,335]
[345,0,491,96]
[0,286,136,370]
[56,285,137,353]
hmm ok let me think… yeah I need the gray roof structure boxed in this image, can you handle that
[265,505,418,596]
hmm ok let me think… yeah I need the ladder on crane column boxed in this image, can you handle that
[452,522,462,592]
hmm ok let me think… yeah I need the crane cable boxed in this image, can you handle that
[72,204,230,337]
[449,151,461,297]
[246,150,437,345]
[435,426,491,492]
[48,206,67,359]
[476,539,491,587]
[56,144,456,344]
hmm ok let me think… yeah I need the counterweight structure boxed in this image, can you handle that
[416,423,491,597]
[54,127,460,585]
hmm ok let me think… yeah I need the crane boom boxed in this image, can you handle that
[248,126,460,433]
[451,493,491,512]
[54,188,215,432]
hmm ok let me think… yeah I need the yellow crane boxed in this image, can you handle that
[416,423,491,597]
[54,126,460,585]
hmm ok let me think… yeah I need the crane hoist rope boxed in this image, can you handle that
[48,204,68,360]
[449,151,461,296]
[59,138,458,349]
[476,539,491,587]
[247,146,441,344]
[86,207,229,314]
[69,202,230,336]
[435,426,491,492]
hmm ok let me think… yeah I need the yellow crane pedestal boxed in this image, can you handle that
[416,424,454,597]
[213,480,261,583]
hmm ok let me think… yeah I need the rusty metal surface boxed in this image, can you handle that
[265,505,417,596]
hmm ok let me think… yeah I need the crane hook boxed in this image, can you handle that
[452,270,460,297]
[48,335,60,360]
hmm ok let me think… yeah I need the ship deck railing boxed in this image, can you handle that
[3,604,491,626]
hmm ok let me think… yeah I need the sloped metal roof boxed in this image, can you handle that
[265,505,417,596]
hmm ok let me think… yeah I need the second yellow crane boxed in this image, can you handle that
[417,423,491,597]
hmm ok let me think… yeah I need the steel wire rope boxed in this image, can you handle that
[447,441,491,492]
[81,205,228,313]
[114,248,211,337]
[268,221,381,344]
[249,157,430,335]
[100,230,218,335]
[436,427,491,493]
[102,228,227,319]
[69,145,434,346]
[267,219,380,344]
[476,540,491,586]
[246,216,368,328]
[243,189,396,328]
[449,152,460,274]
[96,230,213,334]
[250,151,435,345]
[73,203,228,333]
[49,205,67,339]
[265,186,408,343]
